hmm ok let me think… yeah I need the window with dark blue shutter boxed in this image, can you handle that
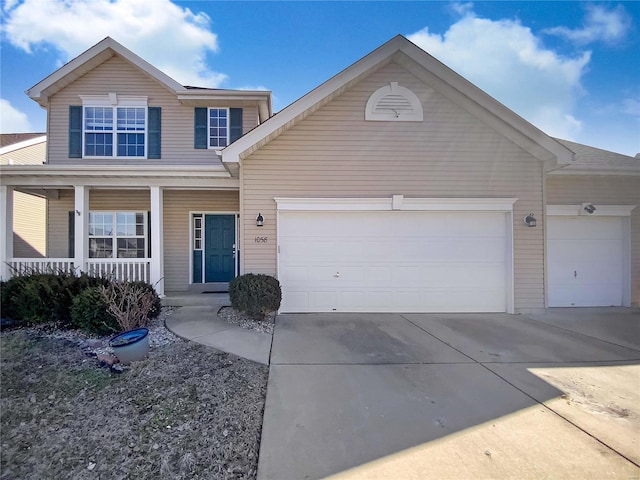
[148,107,161,159]
[194,107,208,149]
[69,106,82,158]
[230,108,243,143]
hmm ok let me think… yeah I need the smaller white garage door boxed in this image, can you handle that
[547,216,625,307]
[278,210,510,313]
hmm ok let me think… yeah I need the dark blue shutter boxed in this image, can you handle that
[230,108,243,143]
[194,107,207,149]
[69,106,82,158]
[148,107,161,159]
[68,211,75,257]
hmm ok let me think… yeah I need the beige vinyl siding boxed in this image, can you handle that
[47,190,74,258]
[47,55,258,166]
[13,191,46,257]
[163,190,239,292]
[547,175,640,305]
[0,141,46,165]
[241,61,546,310]
[1,141,48,257]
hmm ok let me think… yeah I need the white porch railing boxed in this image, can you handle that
[8,258,77,276]
[7,258,151,283]
[85,259,151,282]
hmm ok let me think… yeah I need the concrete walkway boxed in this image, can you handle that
[163,293,272,365]
[259,310,640,480]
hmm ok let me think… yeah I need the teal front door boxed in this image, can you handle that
[204,215,236,282]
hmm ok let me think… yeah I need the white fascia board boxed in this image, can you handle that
[395,42,574,166]
[26,37,186,105]
[0,136,46,155]
[547,204,636,216]
[0,165,232,187]
[275,196,518,212]
[177,90,271,101]
[548,167,640,176]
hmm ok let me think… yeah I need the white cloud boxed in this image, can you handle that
[621,97,640,117]
[544,4,632,46]
[0,99,33,133]
[407,10,590,140]
[2,0,227,87]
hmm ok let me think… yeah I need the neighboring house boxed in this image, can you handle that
[0,36,638,312]
[0,134,47,258]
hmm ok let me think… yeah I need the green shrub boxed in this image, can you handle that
[229,274,281,320]
[0,272,110,326]
[71,287,119,335]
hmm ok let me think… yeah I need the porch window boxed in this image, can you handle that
[193,214,203,250]
[89,212,147,258]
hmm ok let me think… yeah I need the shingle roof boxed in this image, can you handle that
[554,138,640,174]
[0,133,46,148]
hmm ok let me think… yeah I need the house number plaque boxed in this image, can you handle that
[254,236,268,243]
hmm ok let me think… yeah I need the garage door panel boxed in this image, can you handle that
[548,216,625,307]
[279,210,509,313]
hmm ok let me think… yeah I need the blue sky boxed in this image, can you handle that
[1,1,639,156]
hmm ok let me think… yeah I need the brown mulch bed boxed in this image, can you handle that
[0,323,269,480]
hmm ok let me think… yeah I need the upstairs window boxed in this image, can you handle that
[72,95,159,159]
[208,108,229,148]
[83,105,146,157]
[194,107,243,149]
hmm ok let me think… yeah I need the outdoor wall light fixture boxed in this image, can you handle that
[256,213,264,227]
[583,204,596,214]
[524,213,537,227]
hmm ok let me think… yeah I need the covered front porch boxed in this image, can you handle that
[0,165,240,296]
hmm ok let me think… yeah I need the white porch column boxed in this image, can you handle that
[149,186,164,295]
[74,186,89,275]
[0,186,14,280]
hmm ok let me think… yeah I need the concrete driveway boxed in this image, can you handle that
[258,309,640,480]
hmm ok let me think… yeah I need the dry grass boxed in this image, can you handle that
[1,330,268,479]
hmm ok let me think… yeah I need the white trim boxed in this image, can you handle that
[549,168,639,176]
[0,186,14,280]
[207,107,230,149]
[274,196,518,212]
[150,186,164,296]
[0,135,46,155]
[365,82,424,121]
[79,94,148,106]
[547,204,636,217]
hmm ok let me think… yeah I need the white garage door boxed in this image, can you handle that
[278,211,509,313]
[547,216,624,307]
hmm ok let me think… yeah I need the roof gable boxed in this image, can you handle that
[26,37,272,121]
[223,35,574,168]
[26,37,186,107]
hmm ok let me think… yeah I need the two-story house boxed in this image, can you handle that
[1,36,638,312]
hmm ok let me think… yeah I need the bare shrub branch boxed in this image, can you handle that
[99,281,156,332]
